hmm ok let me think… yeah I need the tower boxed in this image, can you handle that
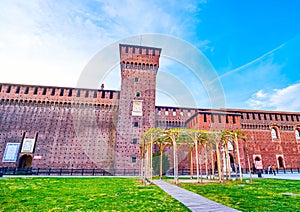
[114,44,161,170]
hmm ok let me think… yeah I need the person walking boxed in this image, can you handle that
[272,165,276,176]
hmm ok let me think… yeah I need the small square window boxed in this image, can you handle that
[132,156,137,163]
[134,77,139,82]
[133,122,139,127]
[132,138,138,144]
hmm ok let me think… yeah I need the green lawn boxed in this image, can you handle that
[0,177,188,211]
[180,178,300,212]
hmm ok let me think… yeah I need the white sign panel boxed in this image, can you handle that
[2,143,20,162]
[21,138,36,153]
[132,100,143,116]
[255,161,263,169]
[33,156,42,160]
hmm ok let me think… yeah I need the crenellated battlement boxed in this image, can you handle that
[1,43,300,171]
[0,83,119,107]
[119,44,161,71]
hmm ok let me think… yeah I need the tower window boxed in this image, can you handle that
[187,110,191,117]
[43,88,47,95]
[34,87,38,95]
[51,88,55,96]
[295,128,300,139]
[173,109,176,116]
[25,87,29,94]
[68,89,72,97]
[60,88,64,96]
[271,127,279,139]
[6,85,11,93]
[132,156,137,163]
[132,138,138,144]
[15,86,20,94]
[133,122,139,127]
[136,92,140,97]
[180,111,184,116]
[134,77,139,82]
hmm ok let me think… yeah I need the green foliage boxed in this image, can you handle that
[152,153,170,176]
[180,178,300,212]
[0,177,188,211]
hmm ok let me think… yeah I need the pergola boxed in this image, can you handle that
[140,128,247,185]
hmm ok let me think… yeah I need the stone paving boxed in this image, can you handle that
[153,180,240,212]
[243,173,300,180]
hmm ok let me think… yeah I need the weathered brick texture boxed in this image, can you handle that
[0,44,300,172]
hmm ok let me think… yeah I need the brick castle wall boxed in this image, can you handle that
[0,43,300,172]
[0,83,118,170]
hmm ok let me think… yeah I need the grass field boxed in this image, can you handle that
[180,178,300,212]
[0,177,188,211]
[2,177,300,211]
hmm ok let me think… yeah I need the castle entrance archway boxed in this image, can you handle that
[18,154,32,168]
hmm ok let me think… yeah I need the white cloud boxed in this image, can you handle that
[255,90,267,98]
[247,83,300,111]
[0,0,207,88]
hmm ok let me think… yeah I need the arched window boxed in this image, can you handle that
[271,127,279,139]
[278,157,284,168]
[254,156,261,161]
[136,91,141,97]
[295,128,300,139]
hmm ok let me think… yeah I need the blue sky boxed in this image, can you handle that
[1,0,300,111]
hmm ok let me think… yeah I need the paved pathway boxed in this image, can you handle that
[153,180,240,212]
[243,173,300,180]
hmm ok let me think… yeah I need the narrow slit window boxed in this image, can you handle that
[42,88,47,95]
[34,87,38,95]
[25,87,29,94]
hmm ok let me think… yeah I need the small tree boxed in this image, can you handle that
[152,152,170,176]
[164,128,182,184]
[142,128,165,181]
